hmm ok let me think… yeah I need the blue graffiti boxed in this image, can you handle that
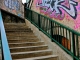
[4,0,20,10]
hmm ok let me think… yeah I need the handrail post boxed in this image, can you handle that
[38,14,41,30]
[51,21,53,42]
[72,33,75,60]
[30,10,32,23]
[26,8,28,19]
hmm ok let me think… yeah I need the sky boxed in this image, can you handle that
[22,0,26,4]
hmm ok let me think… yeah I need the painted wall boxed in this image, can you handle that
[0,0,24,18]
[30,0,80,32]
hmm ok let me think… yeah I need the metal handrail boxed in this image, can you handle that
[26,8,80,36]
[0,10,12,60]
[26,8,80,60]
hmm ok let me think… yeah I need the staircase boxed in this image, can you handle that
[4,23,58,60]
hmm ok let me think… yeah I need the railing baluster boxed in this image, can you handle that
[51,21,53,41]
[72,33,76,60]
[76,35,79,58]
[38,14,40,29]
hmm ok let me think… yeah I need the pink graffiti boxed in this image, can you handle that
[74,15,80,30]
[61,0,70,8]
[35,0,80,30]
[66,15,70,21]
[48,8,65,20]
[40,7,65,20]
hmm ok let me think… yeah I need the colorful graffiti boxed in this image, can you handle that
[33,0,80,30]
[37,0,78,20]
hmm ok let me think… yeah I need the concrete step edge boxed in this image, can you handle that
[11,49,52,55]
[9,41,44,44]
[14,55,58,60]
[10,45,47,49]
[4,23,26,25]
[8,38,39,40]
[7,35,36,37]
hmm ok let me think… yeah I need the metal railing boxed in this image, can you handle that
[26,8,80,60]
[0,10,12,60]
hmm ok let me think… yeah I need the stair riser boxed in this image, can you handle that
[7,34,36,37]
[6,34,34,36]
[12,51,52,59]
[34,57,58,60]
[6,30,32,33]
[7,35,35,37]
[7,37,38,40]
[6,32,34,35]
[6,29,32,31]
[6,33,35,36]
[8,40,39,43]
[9,42,44,47]
[5,27,31,29]
[10,46,48,53]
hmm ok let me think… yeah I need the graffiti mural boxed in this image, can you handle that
[31,0,80,30]
[37,0,78,19]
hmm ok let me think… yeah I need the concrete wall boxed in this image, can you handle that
[0,0,24,18]
[25,19,73,60]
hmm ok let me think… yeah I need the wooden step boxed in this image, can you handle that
[10,45,48,53]
[11,49,52,59]
[9,41,44,48]
[14,55,58,60]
